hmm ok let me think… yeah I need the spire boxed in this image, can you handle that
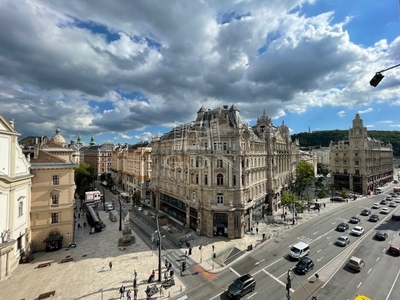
[77,133,82,145]
[89,134,95,145]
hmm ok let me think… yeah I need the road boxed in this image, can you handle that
[181,190,400,300]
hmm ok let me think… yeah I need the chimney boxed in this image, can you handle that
[34,144,40,159]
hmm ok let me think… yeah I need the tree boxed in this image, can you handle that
[317,188,327,198]
[75,162,95,198]
[281,191,306,213]
[295,161,315,198]
[341,189,350,199]
[131,191,141,207]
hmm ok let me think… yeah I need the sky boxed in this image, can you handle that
[1,0,400,146]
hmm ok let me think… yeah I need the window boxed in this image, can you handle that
[18,202,23,217]
[355,160,359,165]
[51,213,59,223]
[223,142,227,150]
[217,193,224,204]
[233,175,236,186]
[343,159,347,165]
[217,174,224,186]
[355,169,360,176]
[217,159,223,168]
[344,169,347,174]
[52,194,59,205]
[52,175,59,185]
[205,175,208,185]
[196,174,199,184]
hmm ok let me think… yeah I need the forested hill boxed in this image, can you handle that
[291,130,400,157]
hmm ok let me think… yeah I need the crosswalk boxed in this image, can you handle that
[163,250,196,270]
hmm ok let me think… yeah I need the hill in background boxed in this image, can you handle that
[291,130,400,158]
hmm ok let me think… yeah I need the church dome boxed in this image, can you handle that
[50,128,66,147]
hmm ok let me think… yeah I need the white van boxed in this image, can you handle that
[375,187,383,194]
[289,242,310,260]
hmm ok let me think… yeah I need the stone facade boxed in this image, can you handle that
[81,143,114,178]
[149,105,299,239]
[330,114,393,195]
[0,115,33,282]
[29,141,76,252]
[111,142,152,202]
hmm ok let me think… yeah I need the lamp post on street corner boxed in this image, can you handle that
[118,193,122,231]
[156,211,162,282]
[102,186,106,211]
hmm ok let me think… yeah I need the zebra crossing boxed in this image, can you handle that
[163,250,196,271]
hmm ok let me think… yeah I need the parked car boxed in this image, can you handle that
[395,198,400,203]
[336,223,349,232]
[380,200,387,205]
[392,214,400,221]
[352,226,364,236]
[331,196,344,202]
[360,209,371,216]
[105,203,114,211]
[228,274,256,299]
[375,231,388,241]
[336,236,350,247]
[347,256,365,271]
[388,245,400,256]
[349,216,361,224]
[389,202,397,208]
[295,257,314,274]
[372,203,381,209]
[369,214,379,222]
[386,196,393,201]
[380,207,390,214]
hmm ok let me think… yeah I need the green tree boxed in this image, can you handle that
[341,189,350,199]
[74,162,95,198]
[295,161,315,198]
[281,191,306,213]
[317,188,327,198]
[131,191,141,207]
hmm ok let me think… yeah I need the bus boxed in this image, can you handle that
[394,187,400,195]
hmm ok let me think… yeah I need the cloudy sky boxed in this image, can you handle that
[1,0,400,145]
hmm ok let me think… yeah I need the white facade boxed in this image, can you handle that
[0,116,33,281]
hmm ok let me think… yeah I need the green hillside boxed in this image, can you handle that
[291,130,400,157]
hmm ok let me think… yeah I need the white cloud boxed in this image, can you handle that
[357,108,373,114]
[337,111,345,118]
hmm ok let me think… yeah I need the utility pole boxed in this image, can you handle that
[156,211,162,282]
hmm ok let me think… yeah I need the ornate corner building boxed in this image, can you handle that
[330,114,393,195]
[0,116,33,282]
[149,105,299,239]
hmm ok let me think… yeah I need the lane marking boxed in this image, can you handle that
[327,235,332,239]
[317,249,322,253]
[357,282,362,289]
[367,268,372,274]
[229,267,241,277]
[376,257,380,261]
[313,231,319,235]
[385,268,400,300]
[262,269,294,292]
[248,292,257,298]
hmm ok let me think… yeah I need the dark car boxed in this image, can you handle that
[295,257,314,274]
[228,274,256,299]
[360,209,371,216]
[349,216,360,224]
[392,214,400,221]
[375,231,388,241]
[331,196,344,202]
[369,214,379,222]
[336,223,349,232]
[380,200,387,205]
[388,245,400,256]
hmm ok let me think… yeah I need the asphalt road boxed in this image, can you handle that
[184,191,400,300]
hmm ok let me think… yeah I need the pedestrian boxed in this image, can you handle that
[164,270,168,282]
[165,259,168,269]
[109,261,112,270]
[250,227,253,234]
[126,290,131,300]
[283,214,286,221]
[185,250,187,259]
[133,278,137,288]
[133,287,138,300]
[168,262,172,271]
[119,285,125,299]
[212,245,215,252]
[324,203,326,208]
[160,285,164,297]
[152,269,155,277]
[256,227,259,234]
[134,270,137,279]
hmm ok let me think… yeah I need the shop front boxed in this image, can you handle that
[43,232,63,252]
[213,213,228,237]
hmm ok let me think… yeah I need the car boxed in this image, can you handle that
[336,223,349,232]
[369,214,379,222]
[386,196,393,201]
[380,200,387,205]
[348,256,365,271]
[331,196,344,202]
[294,257,314,274]
[372,203,381,209]
[360,209,371,216]
[388,245,400,256]
[389,202,397,208]
[392,214,400,221]
[105,203,114,211]
[352,226,364,236]
[349,216,360,224]
[336,236,350,247]
[390,193,398,197]
[228,274,256,299]
[380,207,390,214]
[375,231,388,241]
[395,198,400,203]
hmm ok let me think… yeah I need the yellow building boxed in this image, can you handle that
[29,134,76,252]
[0,116,33,281]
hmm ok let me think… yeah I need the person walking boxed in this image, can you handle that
[133,278,137,288]
[159,285,164,297]
[109,261,113,270]
[126,289,131,300]
[256,227,259,234]
[165,259,168,269]
[185,250,187,259]
[134,269,137,279]
[119,285,125,299]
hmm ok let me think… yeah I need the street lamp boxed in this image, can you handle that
[156,211,162,282]
[102,185,106,211]
[370,63,400,87]
[118,193,122,231]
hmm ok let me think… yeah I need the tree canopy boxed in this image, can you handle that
[295,161,315,197]
[75,162,95,198]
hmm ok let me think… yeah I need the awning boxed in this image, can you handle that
[43,235,63,243]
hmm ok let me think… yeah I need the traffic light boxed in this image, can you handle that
[370,72,384,87]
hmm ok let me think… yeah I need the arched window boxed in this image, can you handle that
[217,174,224,186]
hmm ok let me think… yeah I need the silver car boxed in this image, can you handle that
[336,236,350,247]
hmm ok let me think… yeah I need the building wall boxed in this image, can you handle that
[0,116,32,282]
[30,167,75,252]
